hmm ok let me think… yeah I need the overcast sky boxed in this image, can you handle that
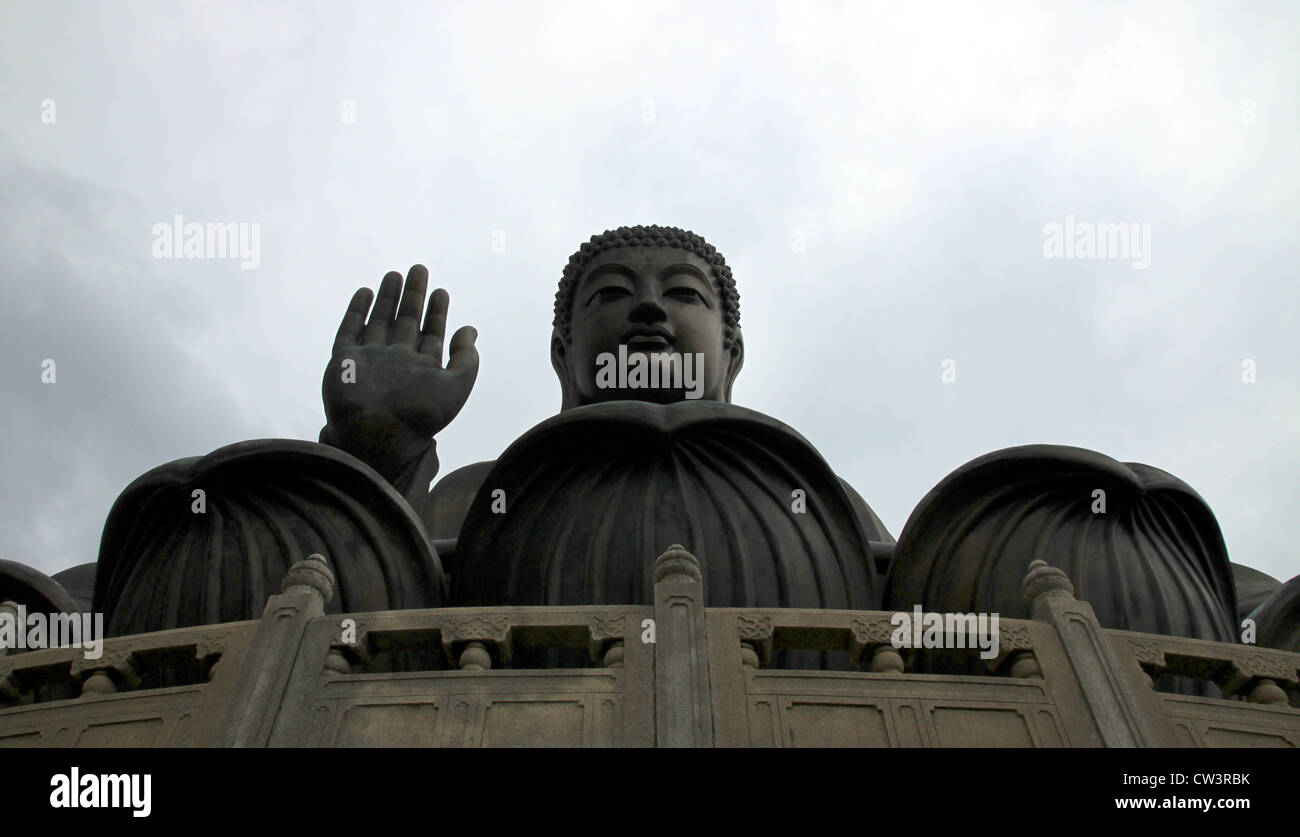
[1,1,1297,587]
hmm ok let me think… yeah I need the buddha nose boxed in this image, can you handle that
[628,283,667,324]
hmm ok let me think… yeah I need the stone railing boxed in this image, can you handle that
[1109,627,1299,747]
[0,598,258,747]
[1,551,1296,747]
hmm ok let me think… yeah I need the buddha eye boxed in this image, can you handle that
[587,286,631,305]
[667,286,708,305]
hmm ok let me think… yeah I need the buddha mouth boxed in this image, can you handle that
[622,327,675,350]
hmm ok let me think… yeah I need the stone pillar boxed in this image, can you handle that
[215,554,334,748]
[1022,559,1171,747]
[653,545,713,747]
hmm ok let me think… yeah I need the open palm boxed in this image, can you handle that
[321,265,478,481]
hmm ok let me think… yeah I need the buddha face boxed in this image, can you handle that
[556,245,742,407]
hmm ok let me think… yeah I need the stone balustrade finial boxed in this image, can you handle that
[1022,559,1075,614]
[280,554,336,605]
[654,544,701,584]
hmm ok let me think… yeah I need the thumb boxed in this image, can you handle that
[446,325,479,376]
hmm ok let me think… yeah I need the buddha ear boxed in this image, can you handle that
[551,329,579,411]
[722,328,744,402]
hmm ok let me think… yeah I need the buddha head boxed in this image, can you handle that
[551,225,744,410]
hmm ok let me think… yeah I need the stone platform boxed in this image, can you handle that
[1,550,1297,747]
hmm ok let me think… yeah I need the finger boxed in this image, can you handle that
[446,325,479,379]
[333,287,373,354]
[391,265,429,349]
[418,288,450,362]
[362,272,402,344]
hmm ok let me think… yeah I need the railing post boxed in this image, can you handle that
[1022,560,1173,747]
[653,545,713,747]
[441,615,512,670]
[215,554,334,748]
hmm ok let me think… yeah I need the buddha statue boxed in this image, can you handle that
[319,225,893,615]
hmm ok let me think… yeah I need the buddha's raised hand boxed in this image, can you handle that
[320,265,478,483]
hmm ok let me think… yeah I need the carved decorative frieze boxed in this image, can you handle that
[1126,639,1168,671]
[999,623,1033,653]
[736,615,773,643]
[1231,652,1298,685]
[588,613,626,665]
[848,614,900,669]
[441,615,510,644]
[589,614,625,643]
[736,614,774,665]
[195,630,231,660]
[441,614,512,666]
[850,615,896,646]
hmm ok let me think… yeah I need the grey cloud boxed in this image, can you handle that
[0,1,1296,586]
